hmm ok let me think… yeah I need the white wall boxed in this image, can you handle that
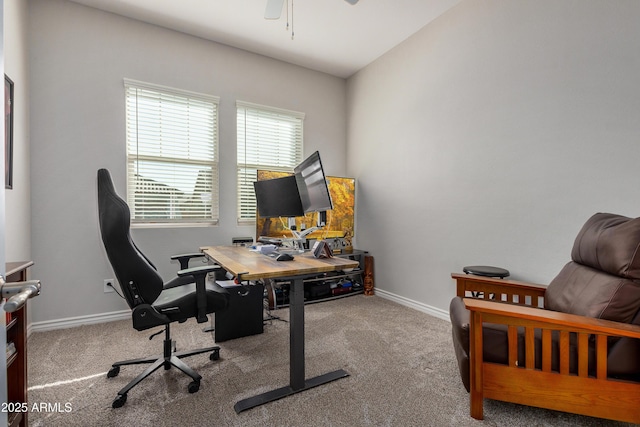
[347,0,640,313]
[0,2,6,423]
[28,0,347,323]
[4,0,30,262]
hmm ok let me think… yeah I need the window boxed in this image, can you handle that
[125,79,220,225]
[236,101,304,223]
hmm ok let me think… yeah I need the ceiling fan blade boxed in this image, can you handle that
[344,0,359,4]
[265,0,285,19]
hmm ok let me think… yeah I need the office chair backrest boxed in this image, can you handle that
[97,169,163,307]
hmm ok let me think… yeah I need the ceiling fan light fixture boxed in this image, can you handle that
[265,0,285,19]
[265,0,358,40]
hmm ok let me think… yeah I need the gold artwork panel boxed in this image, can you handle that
[255,170,355,244]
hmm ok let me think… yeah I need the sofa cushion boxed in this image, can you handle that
[545,213,640,324]
[572,212,640,280]
[545,261,640,324]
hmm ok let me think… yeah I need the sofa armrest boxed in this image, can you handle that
[463,296,640,382]
[462,297,640,422]
[452,273,546,307]
[463,298,640,340]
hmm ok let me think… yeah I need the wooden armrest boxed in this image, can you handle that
[463,298,640,339]
[452,272,546,306]
[452,272,546,292]
[463,297,640,423]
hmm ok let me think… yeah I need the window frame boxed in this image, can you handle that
[236,100,305,224]
[124,78,220,227]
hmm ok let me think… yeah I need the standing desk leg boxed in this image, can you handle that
[289,277,306,390]
[234,277,349,413]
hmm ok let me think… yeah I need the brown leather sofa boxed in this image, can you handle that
[449,212,640,423]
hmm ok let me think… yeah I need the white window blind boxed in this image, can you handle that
[237,101,304,223]
[125,79,220,224]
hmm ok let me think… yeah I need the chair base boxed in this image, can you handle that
[107,324,220,408]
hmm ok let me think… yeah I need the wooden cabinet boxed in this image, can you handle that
[5,261,33,427]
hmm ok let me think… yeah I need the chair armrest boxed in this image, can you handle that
[452,272,547,307]
[464,298,640,338]
[171,252,207,270]
[177,265,220,323]
[177,265,219,278]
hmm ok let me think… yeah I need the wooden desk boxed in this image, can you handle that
[200,246,358,413]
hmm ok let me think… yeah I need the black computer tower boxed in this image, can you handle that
[214,283,264,342]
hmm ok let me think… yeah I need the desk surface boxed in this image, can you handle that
[200,246,359,281]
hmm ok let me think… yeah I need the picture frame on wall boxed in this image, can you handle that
[5,74,14,190]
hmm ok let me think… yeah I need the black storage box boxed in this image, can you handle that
[305,282,332,299]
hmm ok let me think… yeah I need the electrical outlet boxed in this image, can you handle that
[104,279,115,293]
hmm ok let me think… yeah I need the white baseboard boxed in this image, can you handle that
[28,290,449,335]
[374,288,450,322]
[29,309,130,335]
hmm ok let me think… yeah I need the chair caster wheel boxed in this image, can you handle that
[188,380,200,394]
[164,361,171,370]
[112,394,127,408]
[210,349,220,361]
[107,366,120,378]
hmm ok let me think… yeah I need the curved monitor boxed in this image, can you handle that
[294,151,333,213]
[253,175,304,218]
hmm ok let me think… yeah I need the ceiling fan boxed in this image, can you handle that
[265,0,359,20]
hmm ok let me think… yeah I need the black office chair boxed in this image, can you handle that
[96,169,229,408]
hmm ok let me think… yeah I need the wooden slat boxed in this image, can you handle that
[596,335,607,380]
[525,327,535,369]
[559,331,570,375]
[535,295,544,308]
[578,332,588,377]
[541,329,552,372]
[469,310,484,420]
[507,326,518,367]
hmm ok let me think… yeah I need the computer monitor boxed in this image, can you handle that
[253,175,304,218]
[294,151,333,213]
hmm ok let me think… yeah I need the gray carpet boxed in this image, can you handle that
[27,295,635,426]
